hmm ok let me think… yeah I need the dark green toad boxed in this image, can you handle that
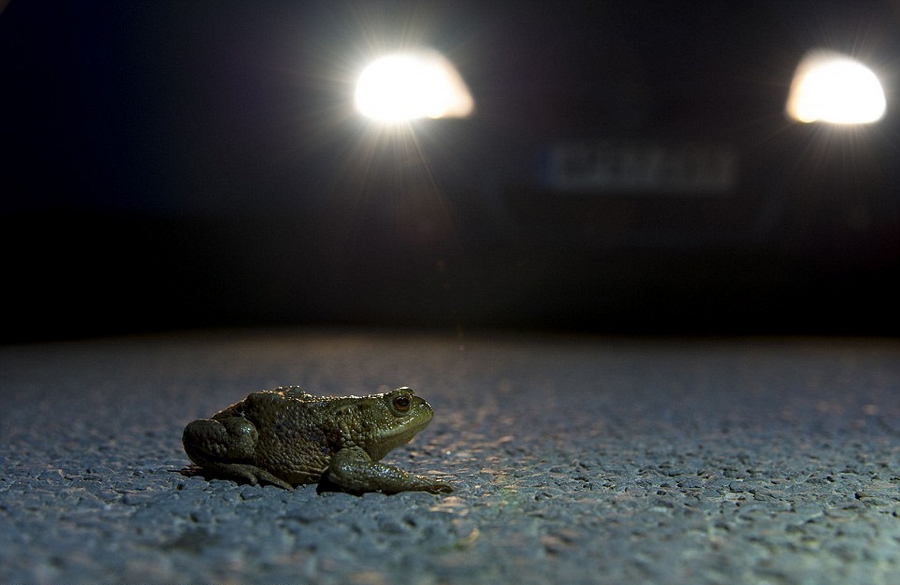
[182,386,452,494]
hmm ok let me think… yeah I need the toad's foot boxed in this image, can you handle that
[193,461,294,490]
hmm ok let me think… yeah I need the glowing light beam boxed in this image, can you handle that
[786,50,886,125]
[354,49,474,123]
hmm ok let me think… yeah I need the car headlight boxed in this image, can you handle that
[354,49,474,123]
[786,50,886,125]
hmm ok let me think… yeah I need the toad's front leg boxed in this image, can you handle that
[327,446,452,494]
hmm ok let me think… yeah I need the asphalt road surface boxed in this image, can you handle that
[2,329,900,584]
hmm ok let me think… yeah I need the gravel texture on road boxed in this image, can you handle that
[2,330,900,584]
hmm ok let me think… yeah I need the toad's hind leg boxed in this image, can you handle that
[182,417,293,490]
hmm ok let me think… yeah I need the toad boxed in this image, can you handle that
[182,386,452,494]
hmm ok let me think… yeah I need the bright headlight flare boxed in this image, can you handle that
[786,51,886,125]
[354,49,474,123]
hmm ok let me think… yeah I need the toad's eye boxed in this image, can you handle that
[392,394,411,413]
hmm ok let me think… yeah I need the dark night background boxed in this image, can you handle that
[2,0,898,343]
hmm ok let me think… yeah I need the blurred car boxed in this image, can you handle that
[2,0,898,341]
